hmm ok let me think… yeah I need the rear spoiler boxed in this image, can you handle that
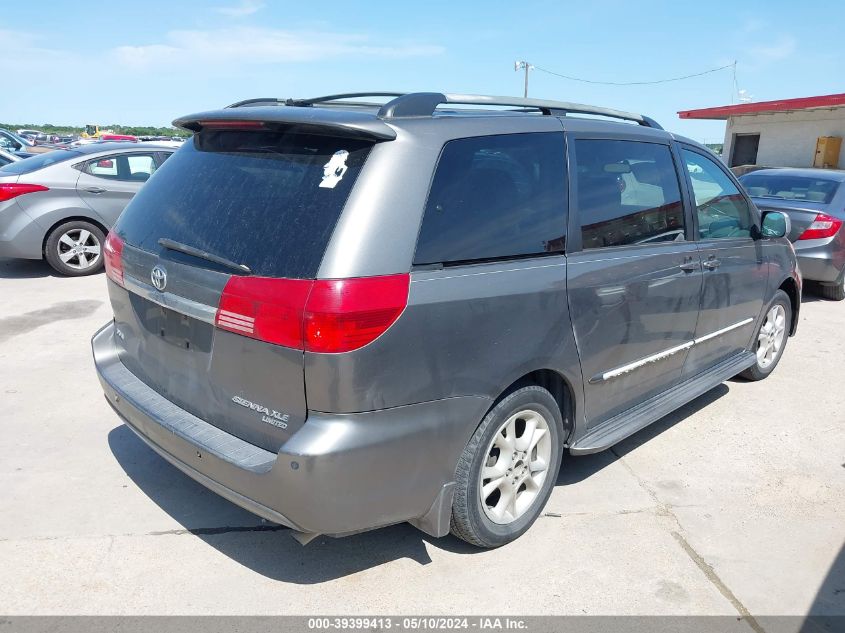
[173,107,397,142]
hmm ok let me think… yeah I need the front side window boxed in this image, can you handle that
[413,133,567,266]
[575,139,685,249]
[682,149,754,239]
[0,134,19,151]
[86,153,158,182]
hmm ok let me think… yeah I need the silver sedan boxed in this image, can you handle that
[0,142,175,275]
[740,167,845,301]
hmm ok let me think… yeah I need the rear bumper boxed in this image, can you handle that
[0,201,44,259]
[795,239,845,283]
[93,322,489,537]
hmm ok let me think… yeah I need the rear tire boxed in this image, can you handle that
[450,385,564,548]
[44,220,105,276]
[740,289,791,381]
[817,273,845,301]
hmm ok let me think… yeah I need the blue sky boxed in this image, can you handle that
[2,0,842,141]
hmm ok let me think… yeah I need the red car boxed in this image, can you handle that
[99,134,138,142]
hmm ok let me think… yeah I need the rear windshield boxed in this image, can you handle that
[115,130,372,279]
[739,173,841,204]
[0,150,83,175]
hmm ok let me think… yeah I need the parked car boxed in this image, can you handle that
[0,129,53,155]
[0,148,21,166]
[17,129,41,139]
[99,134,138,143]
[739,168,845,300]
[0,142,175,275]
[0,128,34,153]
[92,92,799,548]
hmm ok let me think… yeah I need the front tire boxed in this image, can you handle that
[740,289,791,381]
[44,220,105,276]
[450,385,564,548]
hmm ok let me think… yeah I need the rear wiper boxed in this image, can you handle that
[158,238,252,275]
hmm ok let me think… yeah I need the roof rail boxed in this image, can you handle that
[377,93,663,129]
[226,92,662,129]
[226,93,406,109]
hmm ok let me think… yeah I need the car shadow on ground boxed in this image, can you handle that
[800,293,827,304]
[0,257,56,279]
[804,541,845,621]
[108,383,730,583]
[558,384,729,485]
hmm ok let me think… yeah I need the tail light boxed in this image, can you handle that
[198,120,265,130]
[0,183,48,202]
[104,232,125,286]
[798,213,843,240]
[215,276,312,349]
[303,275,411,353]
[215,273,410,353]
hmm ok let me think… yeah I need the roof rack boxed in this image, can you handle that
[226,92,662,130]
[227,93,406,109]
[378,93,663,129]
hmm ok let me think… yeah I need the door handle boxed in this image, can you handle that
[83,187,106,194]
[679,257,698,272]
[703,256,721,270]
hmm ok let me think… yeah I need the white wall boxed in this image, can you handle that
[721,108,845,168]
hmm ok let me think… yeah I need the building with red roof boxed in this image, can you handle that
[679,93,845,170]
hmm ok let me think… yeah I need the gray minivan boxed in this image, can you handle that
[92,93,800,547]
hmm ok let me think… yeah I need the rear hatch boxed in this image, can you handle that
[106,125,374,452]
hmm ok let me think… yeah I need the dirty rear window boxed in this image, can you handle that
[115,130,372,278]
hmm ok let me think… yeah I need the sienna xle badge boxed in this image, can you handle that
[93,92,800,547]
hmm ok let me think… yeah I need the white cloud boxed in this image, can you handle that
[112,27,444,70]
[0,25,443,78]
[214,0,265,17]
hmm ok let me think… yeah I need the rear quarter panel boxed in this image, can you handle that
[304,257,584,440]
[13,162,109,237]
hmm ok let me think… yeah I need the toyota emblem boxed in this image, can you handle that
[151,265,167,291]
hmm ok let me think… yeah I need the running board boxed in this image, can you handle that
[569,352,755,455]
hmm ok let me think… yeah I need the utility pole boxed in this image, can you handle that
[514,61,534,98]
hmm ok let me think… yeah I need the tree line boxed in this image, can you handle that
[2,123,185,137]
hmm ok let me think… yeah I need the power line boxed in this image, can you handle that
[532,62,736,86]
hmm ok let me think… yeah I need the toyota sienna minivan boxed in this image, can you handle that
[93,92,800,547]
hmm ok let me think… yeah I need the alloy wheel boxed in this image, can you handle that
[479,409,552,524]
[56,228,102,271]
[756,304,787,369]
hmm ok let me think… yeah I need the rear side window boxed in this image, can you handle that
[115,131,372,279]
[739,173,841,204]
[574,139,685,249]
[413,133,566,266]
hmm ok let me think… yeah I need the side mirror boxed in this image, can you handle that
[760,210,790,239]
